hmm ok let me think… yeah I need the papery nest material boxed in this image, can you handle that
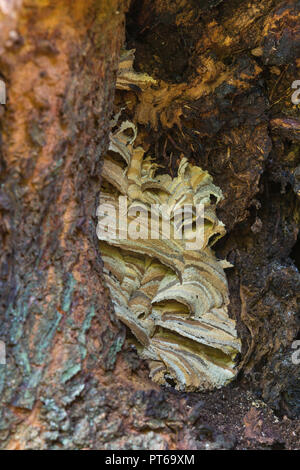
[96,119,241,391]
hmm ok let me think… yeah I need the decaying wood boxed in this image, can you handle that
[0,0,299,450]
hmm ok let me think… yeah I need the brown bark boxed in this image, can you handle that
[0,0,127,449]
[0,0,299,450]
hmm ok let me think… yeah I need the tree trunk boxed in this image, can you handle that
[0,0,128,449]
[0,0,299,450]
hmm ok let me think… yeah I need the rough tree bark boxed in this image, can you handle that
[0,0,128,449]
[0,0,299,450]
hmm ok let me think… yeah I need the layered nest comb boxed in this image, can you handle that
[96,119,241,391]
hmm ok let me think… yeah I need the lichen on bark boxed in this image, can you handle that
[0,0,299,451]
